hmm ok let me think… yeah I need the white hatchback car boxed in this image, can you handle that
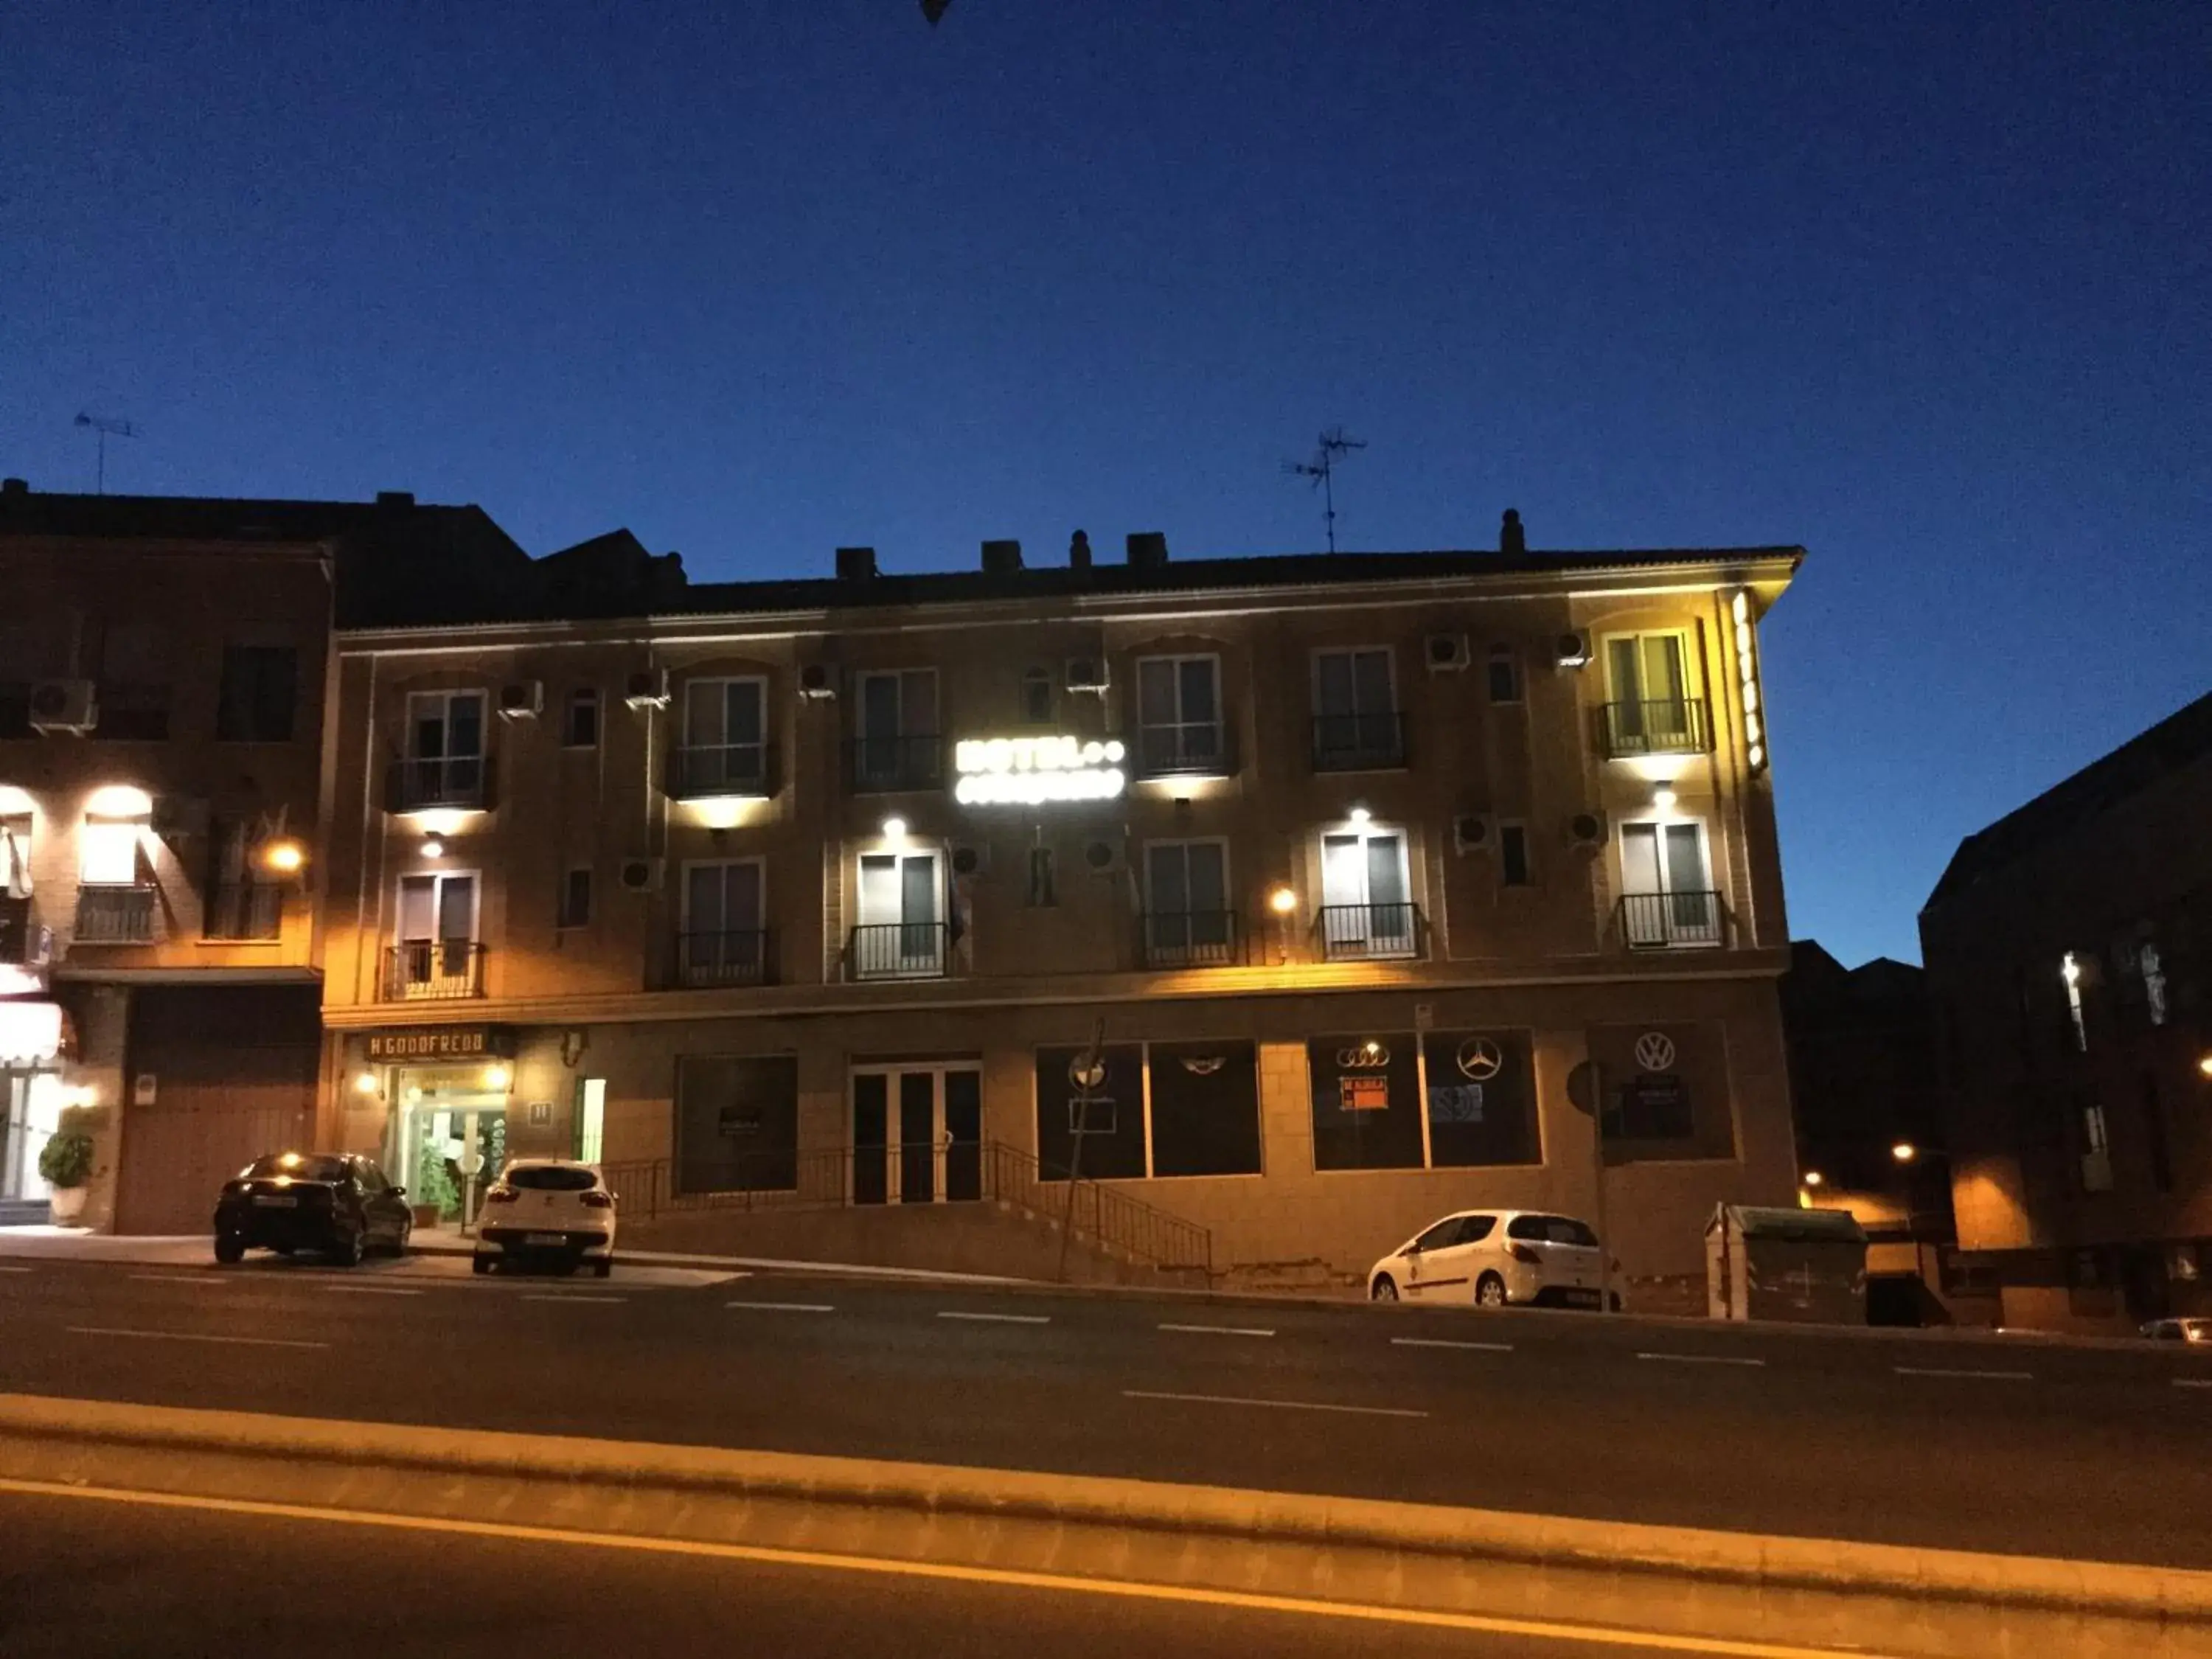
[472,1160,618,1277]
[1368,1209,1615,1310]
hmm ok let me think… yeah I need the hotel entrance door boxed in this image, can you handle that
[850,1064,981,1205]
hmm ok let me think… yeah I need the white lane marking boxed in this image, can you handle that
[324,1285,424,1298]
[128,1273,241,1286]
[521,1294,626,1304]
[726,1300,836,1313]
[937,1310,1051,1325]
[0,1265,32,1273]
[68,1326,328,1350]
[2174,1378,2212,1390]
[1635,1352,1765,1368]
[1124,1389,1426,1419]
[1158,1322,1274,1338]
[1893,1366,2033,1382]
[1391,1337,1514,1353]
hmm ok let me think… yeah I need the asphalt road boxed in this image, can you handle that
[2,1253,2209,1568]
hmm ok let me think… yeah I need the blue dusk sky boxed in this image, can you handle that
[4,1,2206,966]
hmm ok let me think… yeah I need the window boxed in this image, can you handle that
[564,689,599,748]
[1499,824,1531,888]
[854,850,943,978]
[1144,841,1233,966]
[1601,632,1700,754]
[2079,1099,2114,1192]
[204,819,282,939]
[1411,1215,1470,1253]
[1318,826,1415,959]
[854,669,939,791]
[1486,647,1522,703]
[1618,821,1719,947]
[215,646,299,742]
[1422,1030,1540,1166]
[1506,1214,1599,1247]
[2062,952,2088,1052]
[558,867,594,930]
[1026,845,1057,908]
[1308,1034,1424,1169]
[1312,648,1402,769]
[392,870,479,998]
[2081,1102,2109,1152]
[402,690,486,807]
[681,678,768,794]
[681,860,765,985]
[574,1078,607,1164]
[1021,667,1054,725]
[1033,1043,1147,1180]
[1147,1040,1262,1177]
[1135,655,1225,775]
[80,819,141,886]
[93,621,170,741]
[2140,942,2168,1027]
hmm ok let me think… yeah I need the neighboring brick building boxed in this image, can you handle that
[1920,690,2212,1332]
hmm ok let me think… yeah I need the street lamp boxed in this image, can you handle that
[1267,883,1298,964]
[1801,1169,1824,1189]
[2199,1053,2212,1079]
[1891,1142,1918,1164]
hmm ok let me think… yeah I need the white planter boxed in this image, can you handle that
[48,1185,88,1225]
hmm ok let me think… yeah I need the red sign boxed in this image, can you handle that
[1339,1076,1389,1112]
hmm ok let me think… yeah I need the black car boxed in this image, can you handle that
[214,1152,413,1266]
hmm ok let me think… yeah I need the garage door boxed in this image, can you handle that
[112,985,321,1237]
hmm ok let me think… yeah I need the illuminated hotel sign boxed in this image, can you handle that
[953,737,1127,806]
[1732,590,1769,774]
[364,1026,517,1062]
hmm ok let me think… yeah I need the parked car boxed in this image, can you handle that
[472,1159,617,1276]
[1368,1208,1618,1310]
[2140,1318,2212,1344]
[214,1152,413,1266]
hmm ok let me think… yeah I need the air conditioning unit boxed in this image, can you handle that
[624,669,670,710]
[950,843,990,877]
[1566,810,1609,851]
[618,856,664,892]
[1426,633,1472,672]
[1079,838,1124,876]
[1453,813,1496,855]
[1554,631,1593,669]
[1065,657,1110,695]
[497,681,543,720]
[27,679,97,735]
[798,662,837,702]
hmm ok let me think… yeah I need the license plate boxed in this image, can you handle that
[1560,1288,1601,1308]
[524,1232,566,1246]
[253,1194,298,1208]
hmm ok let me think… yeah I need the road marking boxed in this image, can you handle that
[521,1294,625,1304]
[2174,1378,2212,1390]
[1124,1389,1426,1419]
[0,1265,31,1273]
[725,1300,835,1313]
[128,1273,240,1286]
[1893,1366,2033,1382]
[937,1310,1050,1325]
[0,1478,1903,1659]
[324,1285,424,1298]
[1391,1336,1514,1353]
[1636,1352,1765,1368]
[1157,1322,1274,1338]
[66,1326,328,1350]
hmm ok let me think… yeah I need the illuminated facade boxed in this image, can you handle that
[319,524,1804,1296]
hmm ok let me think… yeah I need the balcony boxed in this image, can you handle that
[74,885,156,945]
[1130,723,1235,779]
[203,881,282,942]
[386,754,490,813]
[1312,712,1406,772]
[675,930,773,988]
[382,941,486,1001]
[846,734,943,795]
[846,921,947,981]
[1141,909,1243,969]
[1315,901,1422,961]
[1599,699,1711,759]
[1618,890,1725,950]
[668,743,775,800]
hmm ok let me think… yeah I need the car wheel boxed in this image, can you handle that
[214,1235,244,1265]
[593,1259,613,1279]
[471,1253,493,1276]
[335,1227,366,1268]
[1476,1273,1508,1308]
[1370,1275,1398,1303]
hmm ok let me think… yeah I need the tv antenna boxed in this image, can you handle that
[74,412,136,494]
[1284,426,1366,554]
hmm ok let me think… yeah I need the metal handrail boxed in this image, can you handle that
[845,921,950,981]
[1617,889,1726,949]
[668,742,774,799]
[845,733,944,793]
[1140,909,1243,968]
[1130,723,1234,778]
[386,753,489,812]
[383,941,487,1000]
[1311,711,1407,771]
[674,929,773,987]
[74,886,156,945]
[1599,698,1711,759]
[204,880,282,942]
[1314,901,1423,961]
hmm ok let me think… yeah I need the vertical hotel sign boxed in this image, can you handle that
[1733,590,1769,774]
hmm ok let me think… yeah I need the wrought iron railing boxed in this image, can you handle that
[1599,699,1711,759]
[846,921,949,981]
[1130,723,1234,778]
[675,929,772,988]
[1141,909,1242,968]
[846,733,943,793]
[1315,901,1422,961]
[74,886,156,945]
[204,881,282,941]
[668,743,774,799]
[382,941,487,1000]
[1617,889,1725,949]
[1312,712,1407,771]
[386,754,490,812]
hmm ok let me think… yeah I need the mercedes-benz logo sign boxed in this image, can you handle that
[1634,1031,1677,1073]
[1455,1037,1503,1081]
[1068,1054,1107,1091]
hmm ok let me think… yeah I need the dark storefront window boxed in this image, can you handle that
[1421,1031,1540,1167]
[673,1054,798,1194]
[1034,1043,1146,1180]
[1308,1034,1423,1171]
[1148,1040,1262,1177]
[1589,1023,1735,1162]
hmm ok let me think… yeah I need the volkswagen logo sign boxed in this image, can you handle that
[1455,1037,1503,1081]
[1633,1031,1677,1073]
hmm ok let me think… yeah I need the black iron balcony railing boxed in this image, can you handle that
[1141,909,1242,968]
[203,881,282,942]
[1,895,38,964]
[386,753,490,813]
[667,742,775,799]
[846,733,943,794]
[383,940,487,1001]
[675,929,773,988]
[1599,699,1711,759]
[1618,889,1726,949]
[845,920,948,981]
[1130,723,1234,779]
[1311,712,1407,772]
[1315,901,1422,961]
[74,886,156,945]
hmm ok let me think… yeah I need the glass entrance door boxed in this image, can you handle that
[849,1064,982,1205]
[389,1069,509,1225]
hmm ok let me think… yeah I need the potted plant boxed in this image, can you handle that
[38,1109,97,1225]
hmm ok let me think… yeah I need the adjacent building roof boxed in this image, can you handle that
[1923,689,2212,912]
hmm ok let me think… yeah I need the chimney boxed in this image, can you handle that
[981,538,1023,576]
[375,490,415,509]
[835,546,877,582]
[1069,529,1092,569]
[0,478,27,497]
[1500,509,1526,557]
[1126,531,1168,568]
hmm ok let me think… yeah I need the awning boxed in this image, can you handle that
[0,999,64,1066]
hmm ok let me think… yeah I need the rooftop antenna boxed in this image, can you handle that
[74,412,136,495]
[1284,426,1366,554]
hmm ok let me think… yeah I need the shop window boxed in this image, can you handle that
[1034,1043,1145,1180]
[674,1054,798,1194]
[1589,1023,1735,1162]
[1422,1031,1539,1167]
[1149,1040,1261,1177]
[1307,1034,1424,1171]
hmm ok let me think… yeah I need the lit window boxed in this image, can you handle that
[2062,952,2088,1052]
[80,820,140,886]
[2142,943,2168,1027]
